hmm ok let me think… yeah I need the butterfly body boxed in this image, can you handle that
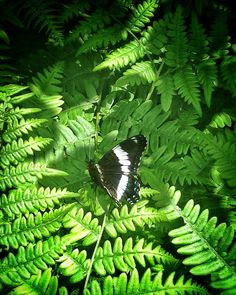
[89,135,146,204]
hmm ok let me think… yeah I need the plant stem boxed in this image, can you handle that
[84,210,108,290]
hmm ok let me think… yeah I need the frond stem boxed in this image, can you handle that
[84,206,109,290]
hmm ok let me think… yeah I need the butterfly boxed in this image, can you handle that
[88,135,147,205]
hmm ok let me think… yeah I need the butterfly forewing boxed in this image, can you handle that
[89,135,146,204]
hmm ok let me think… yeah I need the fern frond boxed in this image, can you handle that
[58,248,89,283]
[31,62,64,97]
[61,1,90,23]
[0,84,34,104]
[165,6,188,67]
[93,237,176,276]
[29,62,64,117]
[62,206,101,246]
[19,0,64,46]
[189,14,209,61]
[0,186,78,217]
[209,112,232,128]
[165,149,211,185]
[197,59,217,107]
[105,202,165,238]
[0,205,72,249]
[0,162,67,191]
[7,106,41,118]
[126,0,158,33]
[115,61,157,86]
[174,65,201,116]
[2,117,47,142]
[205,132,236,187]
[0,136,53,167]
[221,56,236,97]
[168,199,236,293]
[0,236,65,286]
[93,29,151,71]
[67,9,111,43]
[77,25,127,56]
[10,269,58,295]
[156,72,176,112]
[85,268,208,294]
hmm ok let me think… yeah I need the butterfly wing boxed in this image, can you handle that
[91,135,146,204]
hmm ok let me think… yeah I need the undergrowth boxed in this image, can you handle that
[0,0,235,294]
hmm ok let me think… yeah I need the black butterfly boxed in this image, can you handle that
[88,135,146,205]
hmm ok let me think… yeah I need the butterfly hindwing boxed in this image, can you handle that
[89,135,146,204]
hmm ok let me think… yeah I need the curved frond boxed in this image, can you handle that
[156,72,176,112]
[189,14,209,61]
[169,199,236,293]
[0,162,67,191]
[77,25,127,56]
[58,248,89,283]
[126,0,158,33]
[85,269,207,295]
[205,132,236,187]
[221,56,236,97]
[174,65,201,116]
[93,29,151,71]
[0,186,78,217]
[0,236,65,286]
[9,269,58,295]
[165,6,188,67]
[105,202,165,238]
[0,84,34,104]
[93,237,176,275]
[18,0,64,46]
[197,59,217,107]
[0,205,72,249]
[115,61,157,87]
[209,112,232,128]
[62,206,101,246]
[0,136,53,168]
[66,9,111,43]
[2,117,47,143]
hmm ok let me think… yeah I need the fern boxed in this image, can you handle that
[209,112,232,128]
[0,205,72,249]
[205,131,236,187]
[9,269,59,295]
[174,65,201,116]
[0,136,53,167]
[85,268,208,295]
[93,237,176,275]
[58,248,89,284]
[67,9,112,43]
[126,0,158,33]
[0,236,66,286]
[17,0,64,46]
[165,6,188,67]
[115,61,157,86]
[2,117,48,142]
[168,199,236,293]
[221,56,236,97]
[93,29,151,71]
[62,205,101,246]
[0,162,67,191]
[197,59,217,107]
[29,62,64,117]
[105,202,165,238]
[1,1,236,294]
[156,72,176,112]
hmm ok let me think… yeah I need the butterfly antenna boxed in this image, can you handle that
[84,202,112,290]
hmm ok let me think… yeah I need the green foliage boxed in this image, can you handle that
[84,268,208,295]
[0,0,235,294]
[8,269,59,295]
